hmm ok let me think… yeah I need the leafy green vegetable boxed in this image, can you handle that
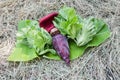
[53,7,108,46]
[18,20,39,30]
[75,17,105,46]
[8,20,55,61]
[53,6,82,39]
[75,17,96,46]
[8,7,111,62]
[43,22,111,60]
[45,6,111,60]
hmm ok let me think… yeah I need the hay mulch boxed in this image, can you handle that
[0,0,120,80]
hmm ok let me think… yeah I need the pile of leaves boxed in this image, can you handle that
[8,7,110,61]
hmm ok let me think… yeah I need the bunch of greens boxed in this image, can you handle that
[53,7,108,46]
[45,6,110,60]
[8,20,56,61]
[8,6,111,62]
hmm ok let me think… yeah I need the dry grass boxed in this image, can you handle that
[0,0,120,80]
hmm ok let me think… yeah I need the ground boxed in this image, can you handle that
[0,0,120,80]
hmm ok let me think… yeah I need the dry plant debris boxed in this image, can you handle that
[0,0,120,80]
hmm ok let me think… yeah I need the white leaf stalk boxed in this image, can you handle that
[76,18,97,46]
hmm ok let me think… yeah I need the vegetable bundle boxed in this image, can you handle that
[8,6,111,65]
[8,20,56,61]
[39,12,70,65]
[53,7,106,46]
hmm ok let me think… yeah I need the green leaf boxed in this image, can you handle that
[53,6,81,38]
[8,43,38,61]
[38,49,56,55]
[59,6,76,20]
[87,24,110,47]
[43,53,61,60]
[69,40,86,60]
[75,17,99,46]
[18,20,39,31]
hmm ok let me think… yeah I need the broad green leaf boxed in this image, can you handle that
[8,43,38,61]
[87,24,110,47]
[69,40,86,60]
